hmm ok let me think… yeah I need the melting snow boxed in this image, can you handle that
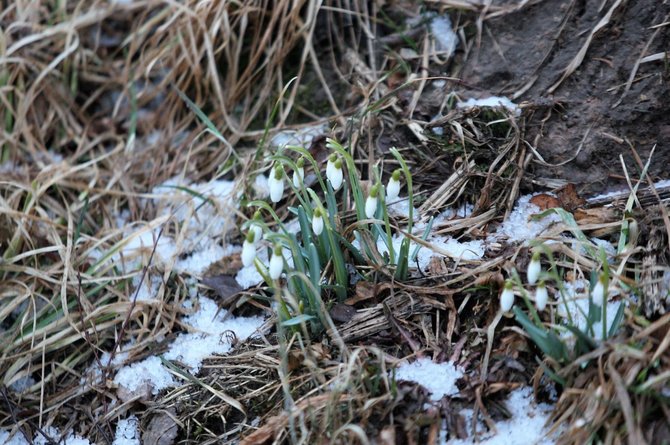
[114,297,265,396]
[394,357,463,400]
[457,96,521,116]
[113,416,140,445]
[431,15,458,58]
[445,387,554,444]
[490,194,561,244]
[558,280,623,341]
[270,124,325,149]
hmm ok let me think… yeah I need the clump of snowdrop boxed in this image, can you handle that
[527,251,541,285]
[269,164,285,203]
[241,231,257,267]
[500,280,515,312]
[312,207,324,236]
[269,244,284,280]
[326,154,343,190]
[293,157,305,188]
[365,184,379,219]
[386,169,401,201]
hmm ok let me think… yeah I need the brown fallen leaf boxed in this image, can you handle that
[557,183,586,212]
[201,274,242,306]
[529,194,562,211]
[329,303,357,323]
[143,409,178,445]
[240,413,289,445]
[344,281,386,305]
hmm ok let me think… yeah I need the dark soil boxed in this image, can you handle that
[454,0,669,195]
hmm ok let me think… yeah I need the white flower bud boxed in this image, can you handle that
[535,281,548,311]
[386,170,401,201]
[269,245,284,280]
[592,274,606,307]
[241,232,257,267]
[269,165,284,203]
[527,251,541,285]
[292,158,305,188]
[326,155,343,190]
[500,280,515,312]
[312,208,324,236]
[365,184,380,218]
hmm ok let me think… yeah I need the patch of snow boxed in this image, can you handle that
[131,273,162,302]
[270,124,326,149]
[430,15,458,57]
[0,430,29,445]
[416,236,485,268]
[387,199,421,220]
[174,243,240,276]
[163,297,265,373]
[114,297,265,395]
[434,204,474,224]
[445,387,554,444]
[394,357,463,400]
[113,416,140,445]
[590,237,617,259]
[8,375,35,394]
[489,194,561,244]
[457,96,521,116]
[33,427,92,445]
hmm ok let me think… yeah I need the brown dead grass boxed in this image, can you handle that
[1,1,669,444]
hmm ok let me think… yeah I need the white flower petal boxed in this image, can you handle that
[241,240,256,267]
[269,252,284,280]
[365,196,378,219]
[527,258,541,285]
[386,178,400,201]
[269,176,284,203]
[312,215,324,235]
[329,167,343,190]
[500,287,515,312]
[535,283,548,311]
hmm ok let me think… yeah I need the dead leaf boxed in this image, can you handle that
[557,183,586,212]
[329,303,357,323]
[574,207,619,224]
[201,274,242,305]
[344,281,384,305]
[240,413,288,445]
[529,194,562,211]
[143,410,178,445]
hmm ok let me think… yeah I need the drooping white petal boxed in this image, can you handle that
[292,167,304,188]
[269,176,284,203]
[251,224,263,243]
[312,214,324,235]
[241,240,256,267]
[326,159,336,181]
[365,195,378,219]
[500,284,515,312]
[592,278,606,307]
[269,251,284,280]
[387,177,400,201]
[328,166,343,190]
[535,282,548,311]
[527,257,541,285]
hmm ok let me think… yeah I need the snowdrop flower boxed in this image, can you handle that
[500,280,515,312]
[326,154,343,190]
[241,231,257,267]
[535,281,548,311]
[365,184,380,219]
[592,274,607,307]
[250,210,263,242]
[527,251,541,285]
[312,207,324,236]
[386,169,401,201]
[269,164,285,203]
[292,157,305,188]
[269,244,284,280]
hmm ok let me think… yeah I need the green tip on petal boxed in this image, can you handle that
[370,184,380,197]
[329,153,338,162]
[531,251,541,261]
[297,157,305,168]
[392,169,402,181]
[253,210,262,220]
[273,165,283,179]
[334,159,342,169]
[504,280,514,290]
[313,207,322,217]
[273,244,283,255]
[246,231,255,243]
